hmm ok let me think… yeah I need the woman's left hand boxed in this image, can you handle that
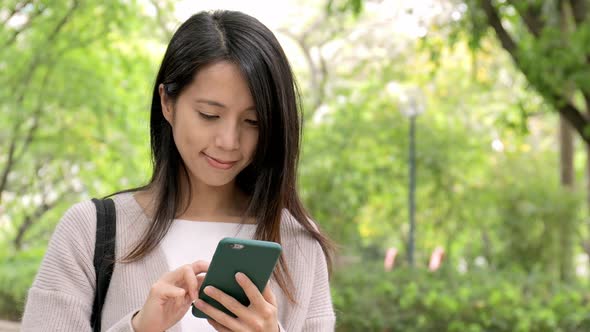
[194,272,279,332]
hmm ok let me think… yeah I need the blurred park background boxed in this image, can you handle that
[2,0,590,330]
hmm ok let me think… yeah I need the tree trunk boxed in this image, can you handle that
[584,101,590,268]
[558,0,575,282]
[558,115,575,282]
[560,116,575,189]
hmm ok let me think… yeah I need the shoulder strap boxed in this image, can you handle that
[90,198,117,332]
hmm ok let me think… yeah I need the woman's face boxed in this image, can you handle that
[160,61,259,189]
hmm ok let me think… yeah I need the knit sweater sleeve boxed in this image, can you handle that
[302,241,336,331]
[21,201,136,332]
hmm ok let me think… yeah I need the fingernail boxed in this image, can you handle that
[235,272,243,280]
[204,286,213,294]
[195,299,205,308]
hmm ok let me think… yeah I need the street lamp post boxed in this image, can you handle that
[408,114,417,266]
[386,83,425,267]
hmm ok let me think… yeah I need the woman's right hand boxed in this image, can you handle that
[132,260,209,332]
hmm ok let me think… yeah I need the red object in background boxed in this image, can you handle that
[384,247,398,271]
[429,246,445,271]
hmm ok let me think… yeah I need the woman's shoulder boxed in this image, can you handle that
[45,192,149,262]
[42,199,98,263]
[279,209,324,253]
[280,209,311,234]
[55,192,147,240]
[56,199,98,233]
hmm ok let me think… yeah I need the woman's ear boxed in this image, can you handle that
[159,83,174,125]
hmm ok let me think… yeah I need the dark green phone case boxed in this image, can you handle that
[192,237,282,319]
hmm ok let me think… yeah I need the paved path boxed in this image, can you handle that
[0,320,20,332]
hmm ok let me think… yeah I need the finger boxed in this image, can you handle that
[207,318,232,332]
[195,274,206,299]
[235,272,265,307]
[192,260,210,274]
[162,265,199,300]
[197,274,206,286]
[151,281,186,300]
[203,286,247,317]
[262,283,277,307]
[194,299,240,331]
[162,264,192,284]
[182,265,199,301]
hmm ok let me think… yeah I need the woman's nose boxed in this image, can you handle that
[215,121,240,150]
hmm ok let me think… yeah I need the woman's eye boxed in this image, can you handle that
[199,112,218,120]
[245,119,258,126]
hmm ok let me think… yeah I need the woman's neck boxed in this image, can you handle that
[177,179,247,220]
[173,167,253,222]
[134,172,253,223]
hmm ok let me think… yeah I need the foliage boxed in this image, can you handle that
[428,0,590,141]
[0,243,43,320]
[326,0,363,16]
[0,0,168,252]
[332,264,590,332]
[298,18,583,272]
[486,152,583,280]
[0,0,173,320]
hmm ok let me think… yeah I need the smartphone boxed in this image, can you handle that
[192,237,282,319]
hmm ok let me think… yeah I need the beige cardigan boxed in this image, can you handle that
[21,193,335,331]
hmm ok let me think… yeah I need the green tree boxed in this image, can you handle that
[328,0,590,137]
[0,0,173,251]
[324,0,587,278]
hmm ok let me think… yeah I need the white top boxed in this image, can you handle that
[160,219,257,331]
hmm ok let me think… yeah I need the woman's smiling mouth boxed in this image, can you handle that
[202,152,238,170]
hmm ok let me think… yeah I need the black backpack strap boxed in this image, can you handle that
[90,198,117,332]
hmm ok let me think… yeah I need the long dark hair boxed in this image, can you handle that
[113,10,333,302]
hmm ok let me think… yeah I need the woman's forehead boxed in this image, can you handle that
[182,61,256,111]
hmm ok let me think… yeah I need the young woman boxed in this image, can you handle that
[22,10,335,332]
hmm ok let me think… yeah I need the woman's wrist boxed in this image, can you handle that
[131,310,144,332]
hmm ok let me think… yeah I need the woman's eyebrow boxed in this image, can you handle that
[194,98,256,112]
[195,99,226,108]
